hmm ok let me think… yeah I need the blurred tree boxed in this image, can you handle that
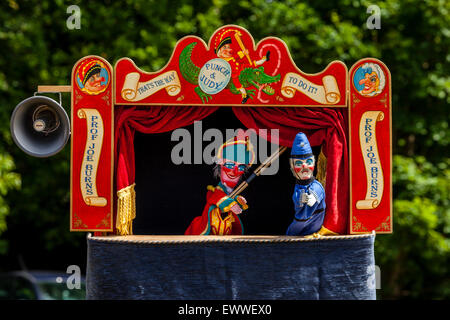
[376,155,449,298]
[0,153,21,255]
[0,0,448,298]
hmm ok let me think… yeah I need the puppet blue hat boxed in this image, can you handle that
[290,132,313,159]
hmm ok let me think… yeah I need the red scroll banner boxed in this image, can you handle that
[349,58,392,233]
[70,56,114,231]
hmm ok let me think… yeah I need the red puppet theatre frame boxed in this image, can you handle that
[69,25,392,235]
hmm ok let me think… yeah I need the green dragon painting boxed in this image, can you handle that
[179,42,281,103]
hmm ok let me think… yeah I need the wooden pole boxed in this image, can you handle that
[37,85,72,93]
[229,146,288,198]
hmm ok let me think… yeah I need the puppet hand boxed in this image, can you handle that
[236,196,248,211]
[230,203,243,215]
[306,194,317,207]
[236,196,247,205]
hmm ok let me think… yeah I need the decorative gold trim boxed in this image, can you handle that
[352,215,369,233]
[96,212,112,229]
[73,212,88,229]
[375,215,391,232]
[351,93,360,106]
[210,207,235,235]
[379,92,387,106]
[116,183,136,235]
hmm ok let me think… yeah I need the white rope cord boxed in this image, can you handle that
[87,232,375,245]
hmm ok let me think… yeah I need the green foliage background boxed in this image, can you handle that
[0,0,448,299]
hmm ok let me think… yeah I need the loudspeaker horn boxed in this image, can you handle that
[10,95,70,157]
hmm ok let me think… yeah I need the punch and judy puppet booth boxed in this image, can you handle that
[11,25,392,299]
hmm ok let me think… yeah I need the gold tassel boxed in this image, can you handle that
[303,226,339,238]
[316,147,327,188]
[116,183,136,235]
[317,226,339,236]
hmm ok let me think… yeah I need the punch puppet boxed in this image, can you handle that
[185,133,254,235]
[286,132,326,236]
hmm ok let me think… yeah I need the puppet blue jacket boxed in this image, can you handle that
[286,178,326,236]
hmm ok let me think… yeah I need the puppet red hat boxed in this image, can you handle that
[214,28,240,54]
[77,58,103,86]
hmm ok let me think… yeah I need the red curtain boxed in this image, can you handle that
[114,105,219,191]
[114,106,349,234]
[232,107,349,234]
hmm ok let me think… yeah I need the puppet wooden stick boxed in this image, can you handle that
[229,146,288,198]
[234,31,253,66]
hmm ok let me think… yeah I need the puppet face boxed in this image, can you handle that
[220,161,247,188]
[359,71,379,95]
[84,73,106,93]
[217,43,233,59]
[291,156,315,180]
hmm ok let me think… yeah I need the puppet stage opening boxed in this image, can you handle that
[133,107,322,235]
